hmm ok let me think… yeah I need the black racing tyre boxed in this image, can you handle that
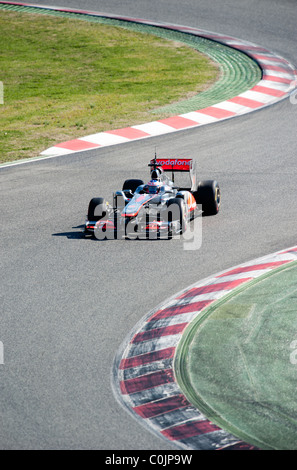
[194,180,221,216]
[87,197,107,221]
[122,179,144,193]
[167,197,187,235]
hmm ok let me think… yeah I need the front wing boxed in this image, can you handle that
[84,203,200,240]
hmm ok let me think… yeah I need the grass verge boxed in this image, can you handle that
[175,262,297,450]
[0,11,218,163]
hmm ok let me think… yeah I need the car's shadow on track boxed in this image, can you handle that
[52,225,88,240]
[52,225,175,241]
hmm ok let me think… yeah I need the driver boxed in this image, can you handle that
[143,180,162,194]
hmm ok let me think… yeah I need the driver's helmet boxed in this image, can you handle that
[151,167,163,181]
[143,180,162,194]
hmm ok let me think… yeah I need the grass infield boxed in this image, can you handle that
[175,262,297,450]
[0,10,218,163]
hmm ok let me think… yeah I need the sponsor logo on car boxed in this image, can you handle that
[151,158,192,171]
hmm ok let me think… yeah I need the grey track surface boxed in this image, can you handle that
[1,0,297,450]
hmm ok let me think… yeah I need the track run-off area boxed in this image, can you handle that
[1,0,297,451]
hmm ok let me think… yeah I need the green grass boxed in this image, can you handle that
[0,11,218,163]
[175,262,297,450]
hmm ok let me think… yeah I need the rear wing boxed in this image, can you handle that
[149,158,196,190]
[150,158,193,172]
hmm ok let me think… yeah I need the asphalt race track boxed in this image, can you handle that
[1,0,297,450]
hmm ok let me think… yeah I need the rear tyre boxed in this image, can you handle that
[194,180,221,216]
[122,179,144,193]
[87,197,107,221]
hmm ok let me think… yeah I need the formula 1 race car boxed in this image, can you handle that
[84,155,221,240]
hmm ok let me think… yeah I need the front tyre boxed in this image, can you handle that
[87,197,107,221]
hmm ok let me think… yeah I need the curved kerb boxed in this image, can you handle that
[0,1,296,167]
[112,246,297,450]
